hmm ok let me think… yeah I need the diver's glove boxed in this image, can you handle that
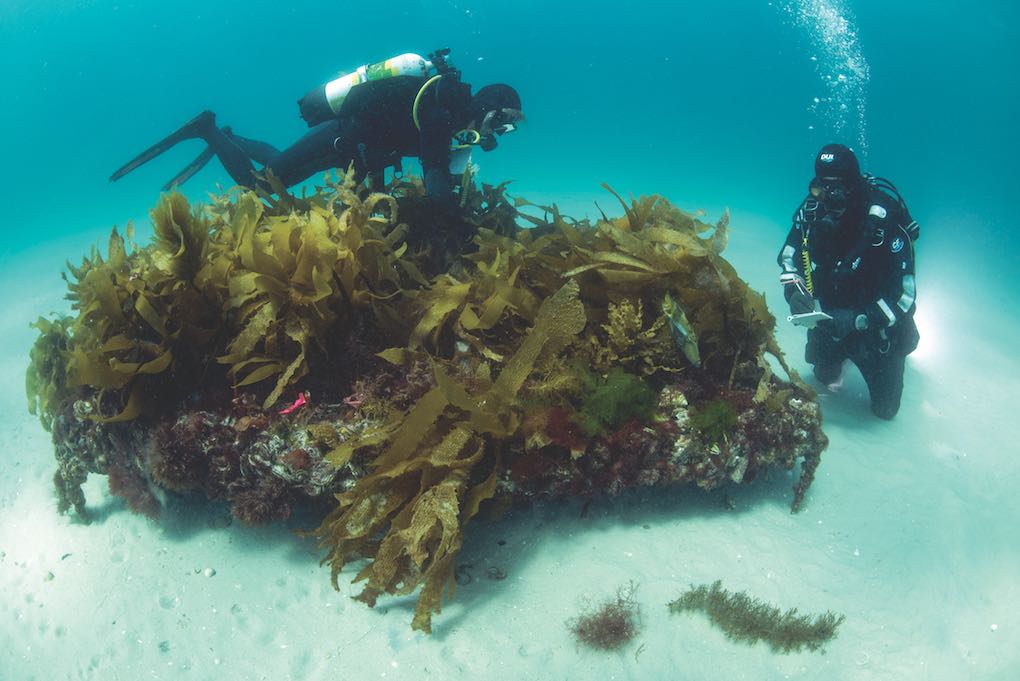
[819,308,868,340]
[788,290,816,316]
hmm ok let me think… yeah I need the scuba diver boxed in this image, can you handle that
[109,49,523,207]
[778,143,920,420]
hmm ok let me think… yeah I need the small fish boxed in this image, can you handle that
[661,292,701,367]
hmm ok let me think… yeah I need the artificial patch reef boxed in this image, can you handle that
[26,170,827,633]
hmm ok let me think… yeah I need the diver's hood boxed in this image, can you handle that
[469,84,521,125]
[814,143,862,189]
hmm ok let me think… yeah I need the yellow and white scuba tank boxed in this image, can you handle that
[298,53,435,126]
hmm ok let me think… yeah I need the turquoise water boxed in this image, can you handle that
[2,1,1019,679]
[3,1,1016,260]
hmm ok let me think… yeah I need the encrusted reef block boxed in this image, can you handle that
[27,174,827,632]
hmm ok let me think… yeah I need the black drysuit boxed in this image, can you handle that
[111,73,477,203]
[777,185,920,419]
[173,75,473,203]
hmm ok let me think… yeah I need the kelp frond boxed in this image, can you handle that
[26,316,73,432]
[151,191,210,281]
[601,183,660,232]
[315,281,587,633]
[30,170,424,421]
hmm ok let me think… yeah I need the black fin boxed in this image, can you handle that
[109,111,215,182]
[162,145,215,190]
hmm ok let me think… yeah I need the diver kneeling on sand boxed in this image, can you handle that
[109,48,523,209]
[778,143,920,419]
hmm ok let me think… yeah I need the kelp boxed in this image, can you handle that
[59,223,197,421]
[26,317,73,432]
[41,194,224,421]
[150,190,210,281]
[314,281,586,633]
[308,186,808,631]
[210,177,411,408]
[601,183,661,233]
[27,168,417,422]
[30,175,822,633]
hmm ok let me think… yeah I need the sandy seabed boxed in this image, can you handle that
[1,203,1017,681]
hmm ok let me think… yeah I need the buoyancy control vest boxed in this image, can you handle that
[864,174,920,242]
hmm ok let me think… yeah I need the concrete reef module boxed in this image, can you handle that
[28,173,827,633]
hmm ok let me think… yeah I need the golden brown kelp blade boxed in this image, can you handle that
[600,183,661,232]
[150,191,210,281]
[315,280,587,633]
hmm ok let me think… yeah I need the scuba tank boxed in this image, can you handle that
[298,53,436,127]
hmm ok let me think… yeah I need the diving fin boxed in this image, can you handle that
[162,145,215,190]
[109,110,216,182]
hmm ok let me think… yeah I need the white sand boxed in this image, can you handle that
[2,207,1018,681]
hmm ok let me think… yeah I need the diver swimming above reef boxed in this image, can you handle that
[779,143,920,419]
[109,48,523,208]
[27,174,827,633]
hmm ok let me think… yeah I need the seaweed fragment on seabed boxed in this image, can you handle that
[568,582,642,651]
[668,580,845,654]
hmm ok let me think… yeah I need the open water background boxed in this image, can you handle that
[1,2,1019,680]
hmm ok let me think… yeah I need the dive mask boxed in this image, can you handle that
[809,177,849,215]
[477,108,523,151]
[480,108,523,137]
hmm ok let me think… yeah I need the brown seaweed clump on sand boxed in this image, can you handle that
[568,582,642,651]
[26,170,828,633]
[668,581,845,653]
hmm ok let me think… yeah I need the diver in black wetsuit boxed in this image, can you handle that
[778,143,921,419]
[109,50,523,207]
